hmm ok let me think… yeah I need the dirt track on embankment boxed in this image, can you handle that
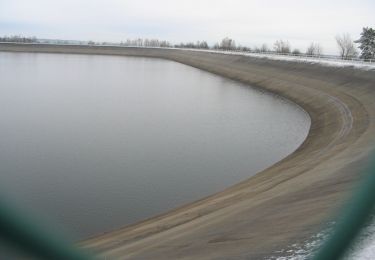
[1,43,375,259]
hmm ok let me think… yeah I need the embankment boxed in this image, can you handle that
[1,43,375,259]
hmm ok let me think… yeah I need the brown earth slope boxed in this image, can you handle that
[1,44,374,259]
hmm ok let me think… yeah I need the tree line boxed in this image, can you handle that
[0,35,38,43]
[210,27,374,60]
[2,27,374,60]
[114,27,374,61]
[118,38,171,48]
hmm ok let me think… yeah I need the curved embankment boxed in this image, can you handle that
[1,44,375,259]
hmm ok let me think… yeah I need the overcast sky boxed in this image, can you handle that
[0,0,374,54]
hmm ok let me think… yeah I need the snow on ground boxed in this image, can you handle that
[176,48,375,71]
[266,216,375,260]
[344,217,375,260]
[267,224,333,260]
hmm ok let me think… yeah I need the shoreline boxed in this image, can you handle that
[1,43,374,259]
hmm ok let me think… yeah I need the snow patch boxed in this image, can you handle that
[268,215,375,260]
[344,215,375,260]
[177,48,375,71]
[266,226,332,260]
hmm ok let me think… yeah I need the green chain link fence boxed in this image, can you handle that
[313,152,375,259]
[0,152,374,259]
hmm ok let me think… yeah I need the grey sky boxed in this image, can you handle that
[0,0,374,54]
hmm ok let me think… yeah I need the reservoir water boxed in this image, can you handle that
[0,52,310,240]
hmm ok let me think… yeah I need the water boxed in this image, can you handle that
[0,52,310,240]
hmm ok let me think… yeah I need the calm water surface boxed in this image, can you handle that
[0,52,310,239]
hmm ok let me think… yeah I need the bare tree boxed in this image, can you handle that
[120,38,171,48]
[198,41,209,49]
[273,40,291,53]
[213,43,220,49]
[220,37,236,50]
[160,40,170,47]
[335,34,357,59]
[191,41,208,49]
[260,43,269,52]
[144,39,150,47]
[306,42,323,56]
[136,38,143,47]
[173,41,207,49]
